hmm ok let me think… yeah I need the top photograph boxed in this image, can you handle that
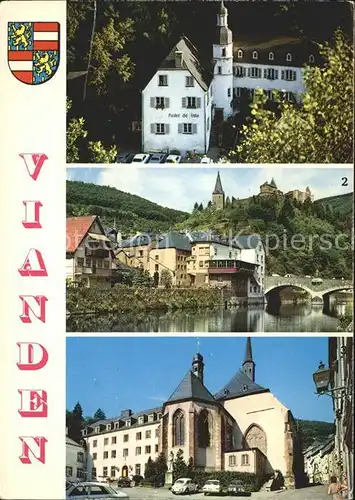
[67,1,354,165]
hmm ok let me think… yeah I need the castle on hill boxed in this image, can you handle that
[211,172,314,210]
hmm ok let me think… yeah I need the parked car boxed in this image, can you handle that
[131,153,150,163]
[200,156,214,164]
[202,479,222,495]
[116,153,134,163]
[165,154,182,164]
[171,477,198,495]
[148,153,168,163]
[66,481,129,499]
[117,477,132,488]
[312,277,323,285]
[227,481,247,495]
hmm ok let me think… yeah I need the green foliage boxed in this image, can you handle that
[176,192,352,279]
[67,180,188,235]
[173,449,188,481]
[66,402,85,443]
[66,99,118,163]
[143,453,168,486]
[93,408,106,420]
[132,268,153,288]
[233,30,353,163]
[189,470,269,491]
[296,419,335,450]
[160,269,173,289]
[66,286,221,315]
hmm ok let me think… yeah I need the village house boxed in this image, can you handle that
[141,1,319,154]
[259,179,314,202]
[66,215,115,287]
[66,435,91,482]
[304,436,336,485]
[80,339,304,488]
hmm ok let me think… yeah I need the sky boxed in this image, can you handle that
[67,167,353,213]
[66,336,333,423]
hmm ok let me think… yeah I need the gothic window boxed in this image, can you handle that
[286,53,292,62]
[237,49,243,59]
[197,410,211,448]
[252,51,258,60]
[244,424,267,455]
[173,409,185,446]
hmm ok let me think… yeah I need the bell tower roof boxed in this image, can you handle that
[243,337,253,364]
[213,171,224,195]
[216,0,232,45]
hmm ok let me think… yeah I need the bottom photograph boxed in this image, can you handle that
[66,336,353,500]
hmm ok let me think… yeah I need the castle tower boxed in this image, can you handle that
[212,171,225,210]
[192,353,204,384]
[242,337,255,382]
[212,0,234,120]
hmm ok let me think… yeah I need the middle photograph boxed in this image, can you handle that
[66,166,353,334]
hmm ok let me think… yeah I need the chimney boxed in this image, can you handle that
[175,50,183,68]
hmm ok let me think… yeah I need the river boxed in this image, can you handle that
[66,302,349,333]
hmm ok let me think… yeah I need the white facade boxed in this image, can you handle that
[142,66,212,155]
[83,412,161,479]
[66,436,88,481]
[233,63,304,101]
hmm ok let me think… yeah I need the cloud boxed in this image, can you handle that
[68,166,353,212]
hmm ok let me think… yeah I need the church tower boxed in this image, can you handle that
[242,337,255,382]
[212,0,234,120]
[192,353,204,384]
[212,171,225,210]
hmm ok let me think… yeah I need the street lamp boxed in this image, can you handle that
[312,361,345,398]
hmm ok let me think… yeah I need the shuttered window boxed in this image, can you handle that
[150,97,170,109]
[178,123,197,134]
[150,123,169,135]
[181,97,201,109]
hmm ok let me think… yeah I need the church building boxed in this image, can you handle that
[141,1,318,154]
[81,338,304,489]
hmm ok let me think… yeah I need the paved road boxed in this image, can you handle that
[118,485,330,500]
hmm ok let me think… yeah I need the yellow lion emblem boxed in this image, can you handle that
[10,23,32,49]
[34,52,57,77]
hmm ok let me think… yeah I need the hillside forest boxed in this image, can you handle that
[66,180,353,279]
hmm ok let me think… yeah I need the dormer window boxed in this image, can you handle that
[286,53,292,62]
[82,428,87,436]
[158,413,162,420]
[95,427,100,434]
[237,49,243,59]
[242,385,248,392]
[252,51,258,60]
[148,414,155,423]
[269,52,274,61]
[114,422,119,429]
[106,424,111,431]
[126,420,131,427]
[138,416,144,425]
[224,389,230,395]
[309,55,315,63]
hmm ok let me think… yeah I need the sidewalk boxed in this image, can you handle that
[251,485,330,500]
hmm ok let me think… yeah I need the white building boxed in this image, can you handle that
[66,436,90,481]
[142,37,213,155]
[141,1,318,154]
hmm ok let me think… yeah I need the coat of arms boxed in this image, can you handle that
[8,22,60,85]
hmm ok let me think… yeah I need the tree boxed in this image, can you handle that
[144,457,156,480]
[198,203,204,212]
[233,30,353,163]
[66,98,118,163]
[160,269,173,289]
[132,268,153,288]
[193,202,199,212]
[67,402,85,443]
[93,408,106,420]
[173,449,188,481]
[278,196,296,231]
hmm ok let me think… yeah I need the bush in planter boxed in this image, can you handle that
[188,470,266,491]
[132,475,143,485]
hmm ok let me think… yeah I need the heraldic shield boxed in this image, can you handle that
[8,22,60,85]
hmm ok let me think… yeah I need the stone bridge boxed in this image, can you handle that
[265,276,353,301]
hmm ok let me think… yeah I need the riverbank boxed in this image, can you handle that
[66,286,267,315]
[67,285,222,315]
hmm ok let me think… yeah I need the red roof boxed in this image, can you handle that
[66,216,96,253]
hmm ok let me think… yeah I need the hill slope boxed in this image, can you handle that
[66,180,189,234]
[296,419,335,450]
[315,192,353,216]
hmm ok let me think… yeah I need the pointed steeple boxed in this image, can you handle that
[213,171,224,195]
[192,353,204,384]
[242,337,255,382]
[216,0,232,44]
[270,178,277,188]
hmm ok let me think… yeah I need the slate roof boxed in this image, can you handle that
[158,36,213,91]
[215,369,268,400]
[66,436,83,447]
[188,232,261,250]
[84,406,163,432]
[243,337,253,363]
[155,232,191,252]
[120,233,155,248]
[166,370,217,405]
[213,172,224,195]
[66,216,96,253]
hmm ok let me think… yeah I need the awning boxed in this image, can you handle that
[88,233,111,242]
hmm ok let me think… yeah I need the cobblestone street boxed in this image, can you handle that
[118,485,330,500]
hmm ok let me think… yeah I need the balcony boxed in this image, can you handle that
[86,248,111,259]
[75,266,113,277]
[207,260,256,275]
